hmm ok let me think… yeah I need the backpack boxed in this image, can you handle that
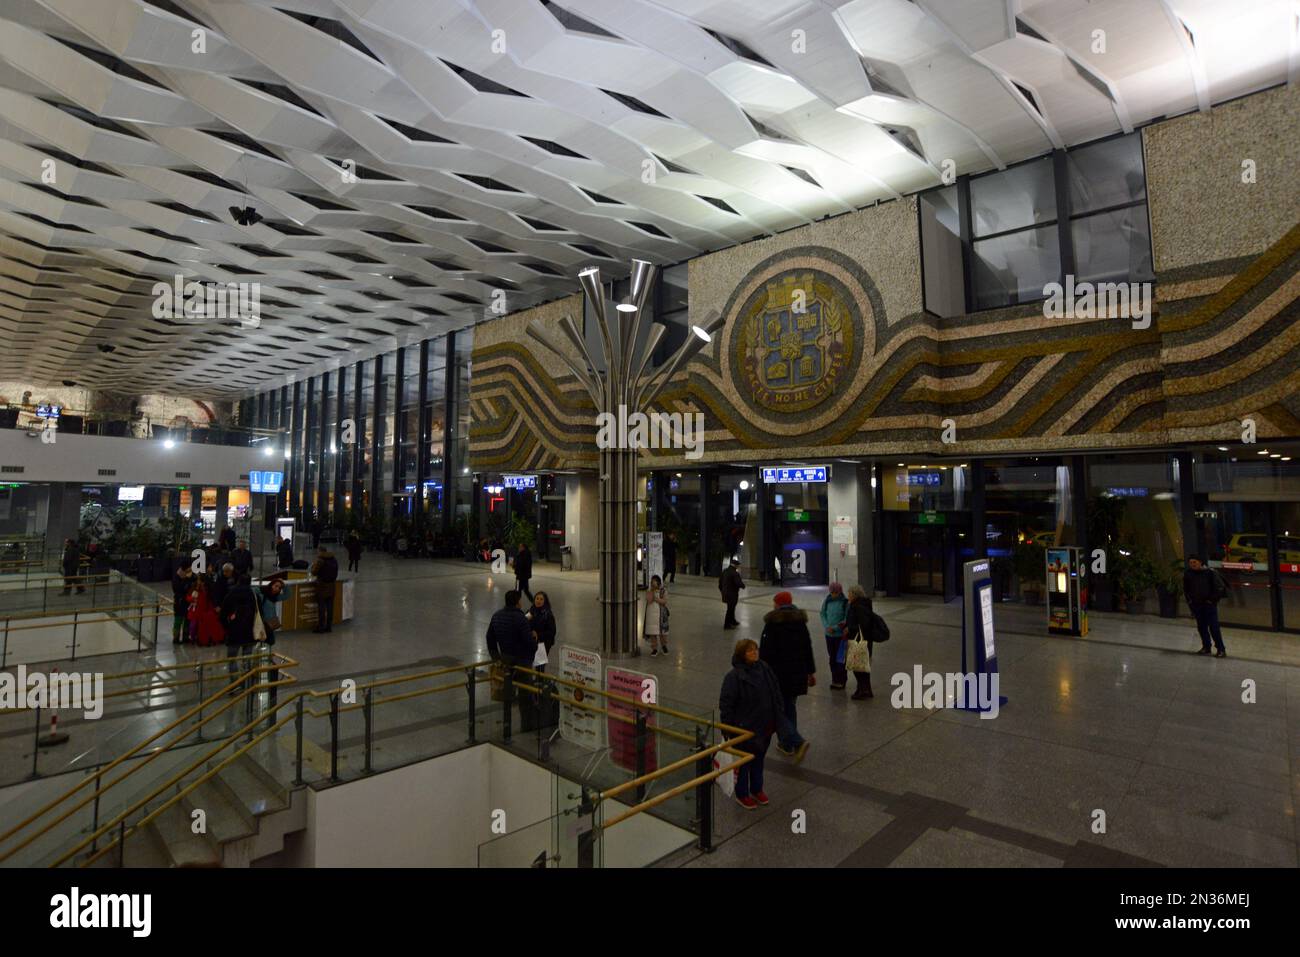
[870,611,891,642]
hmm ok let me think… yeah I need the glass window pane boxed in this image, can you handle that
[970,158,1056,237]
[971,224,1060,309]
[1067,134,1145,215]
[1071,206,1154,285]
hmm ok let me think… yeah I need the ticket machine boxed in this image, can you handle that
[1046,546,1087,636]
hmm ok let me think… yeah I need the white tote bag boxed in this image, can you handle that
[845,628,872,673]
[713,744,737,797]
[533,642,549,668]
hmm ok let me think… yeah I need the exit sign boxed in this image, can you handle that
[786,509,810,522]
[918,512,946,525]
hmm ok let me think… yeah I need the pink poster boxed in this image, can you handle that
[605,666,658,774]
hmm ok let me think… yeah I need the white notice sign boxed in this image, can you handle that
[558,646,604,751]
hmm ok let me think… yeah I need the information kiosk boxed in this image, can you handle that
[1046,546,1087,635]
[960,558,1006,713]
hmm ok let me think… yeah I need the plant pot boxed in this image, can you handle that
[1125,597,1146,615]
[1156,589,1179,618]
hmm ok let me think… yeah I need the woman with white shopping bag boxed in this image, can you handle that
[643,575,669,657]
[841,585,878,700]
[717,638,787,810]
[527,591,556,672]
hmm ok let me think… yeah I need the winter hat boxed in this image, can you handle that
[829,582,843,595]
[774,590,794,607]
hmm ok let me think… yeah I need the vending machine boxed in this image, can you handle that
[1046,546,1088,636]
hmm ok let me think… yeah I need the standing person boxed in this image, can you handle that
[842,585,876,699]
[218,525,236,553]
[486,590,539,729]
[527,591,556,672]
[60,538,83,595]
[663,533,678,584]
[258,577,286,707]
[643,575,669,657]
[718,638,787,810]
[87,542,110,587]
[310,546,339,633]
[1184,556,1228,657]
[231,539,254,578]
[344,531,362,573]
[513,542,534,602]
[171,563,194,644]
[188,576,223,647]
[275,535,294,570]
[759,592,813,763]
[719,558,745,629]
[309,515,322,550]
[819,582,850,690]
[219,574,258,683]
[211,562,236,608]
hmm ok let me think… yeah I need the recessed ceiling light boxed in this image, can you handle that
[1258,449,1270,455]
[1217,446,1229,451]
[615,303,636,313]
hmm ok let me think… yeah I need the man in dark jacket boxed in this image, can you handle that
[220,575,258,683]
[310,547,339,633]
[719,558,744,629]
[513,544,534,601]
[60,538,83,595]
[231,539,254,578]
[719,638,789,809]
[218,525,236,553]
[486,590,540,729]
[171,564,194,644]
[211,562,235,609]
[1184,556,1228,657]
[759,592,813,762]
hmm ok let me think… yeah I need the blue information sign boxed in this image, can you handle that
[761,466,827,484]
[503,475,537,489]
[249,471,283,494]
[907,472,942,486]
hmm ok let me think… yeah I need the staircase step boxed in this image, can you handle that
[148,802,221,867]
[181,779,256,846]
[208,755,286,818]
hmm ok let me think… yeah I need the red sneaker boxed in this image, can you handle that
[735,795,758,810]
[753,791,770,806]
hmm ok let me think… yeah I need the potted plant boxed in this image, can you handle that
[1155,558,1184,618]
[1013,541,1047,605]
[1115,547,1158,614]
[504,514,536,551]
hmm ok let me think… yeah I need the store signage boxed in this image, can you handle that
[249,471,283,494]
[559,647,604,751]
[35,404,61,419]
[117,486,145,502]
[503,475,537,489]
[1281,563,1300,575]
[762,466,827,484]
[606,666,657,773]
[907,472,942,486]
[1106,487,1148,497]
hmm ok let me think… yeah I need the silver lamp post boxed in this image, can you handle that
[526,260,722,656]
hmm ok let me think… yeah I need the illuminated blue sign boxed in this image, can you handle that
[1106,487,1148,498]
[907,472,942,486]
[249,471,283,494]
[503,475,537,489]
[762,467,827,484]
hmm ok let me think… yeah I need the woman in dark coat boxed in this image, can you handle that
[219,575,258,681]
[841,585,875,700]
[758,592,814,759]
[527,591,556,671]
[718,638,787,810]
[60,539,83,595]
[344,532,363,572]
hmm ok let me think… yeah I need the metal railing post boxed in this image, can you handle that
[2,618,8,670]
[90,765,102,853]
[244,654,255,741]
[136,603,143,651]
[577,785,596,869]
[328,692,340,782]
[363,688,373,774]
[28,705,41,780]
[466,667,477,744]
[634,710,648,802]
[501,664,513,743]
[118,820,126,867]
[195,665,205,743]
[293,696,304,786]
[694,726,714,853]
[70,610,78,662]
[540,681,554,763]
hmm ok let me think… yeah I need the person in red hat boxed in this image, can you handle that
[759,591,814,763]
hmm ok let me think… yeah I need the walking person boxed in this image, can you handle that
[171,563,195,644]
[643,574,667,656]
[231,539,254,578]
[819,582,850,690]
[219,573,258,685]
[60,538,83,595]
[719,638,788,810]
[719,557,744,629]
[1184,556,1228,657]
[310,546,339,633]
[257,576,286,707]
[526,591,556,672]
[663,533,678,584]
[345,531,362,573]
[513,542,533,602]
[842,585,877,699]
[759,592,813,763]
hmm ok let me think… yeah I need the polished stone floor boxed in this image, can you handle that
[2,552,1297,868]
